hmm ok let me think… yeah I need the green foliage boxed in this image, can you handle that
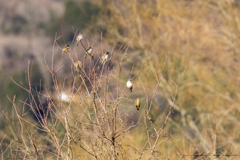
[47,1,102,43]
[2,15,29,34]
[63,1,100,28]
[0,63,44,112]
[0,63,45,154]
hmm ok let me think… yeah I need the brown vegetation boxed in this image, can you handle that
[1,0,240,159]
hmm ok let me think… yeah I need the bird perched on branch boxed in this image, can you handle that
[76,33,83,46]
[100,52,109,64]
[85,46,92,59]
[62,44,69,54]
[135,97,140,110]
[126,80,133,92]
[74,61,82,72]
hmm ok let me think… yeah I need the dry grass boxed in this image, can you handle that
[2,0,240,159]
[1,28,182,159]
[102,0,240,159]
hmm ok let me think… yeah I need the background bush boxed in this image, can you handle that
[0,0,240,159]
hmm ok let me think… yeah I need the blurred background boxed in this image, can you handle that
[1,0,240,159]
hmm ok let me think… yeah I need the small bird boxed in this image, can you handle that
[85,47,92,59]
[100,52,109,64]
[76,33,83,46]
[74,61,82,72]
[126,80,133,92]
[62,44,69,54]
[135,97,140,110]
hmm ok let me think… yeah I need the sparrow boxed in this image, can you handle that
[135,97,140,110]
[74,61,82,72]
[100,52,109,64]
[62,44,69,54]
[76,33,83,46]
[126,80,133,92]
[85,46,92,59]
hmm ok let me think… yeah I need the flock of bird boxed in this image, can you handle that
[61,32,140,110]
